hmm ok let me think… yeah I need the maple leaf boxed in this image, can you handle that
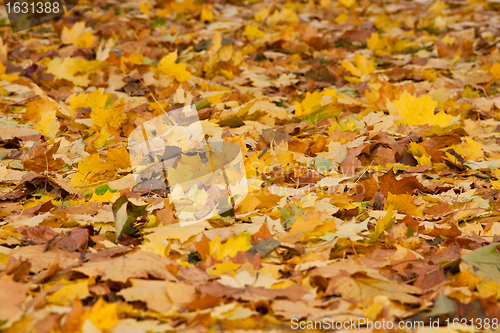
[209,233,252,260]
[462,243,500,283]
[280,211,331,244]
[112,195,148,241]
[452,137,484,161]
[408,142,432,166]
[46,57,106,87]
[244,25,266,41]
[23,98,60,138]
[156,51,191,82]
[87,298,120,330]
[392,91,453,126]
[295,89,340,121]
[22,141,65,173]
[106,144,131,170]
[46,279,90,306]
[341,54,375,82]
[117,279,172,313]
[68,153,115,188]
[61,22,97,49]
[384,193,423,216]
[73,251,177,283]
[490,62,500,81]
[4,0,500,328]
[87,90,127,130]
[0,61,18,82]
[369,206,395,242]
[327,271,422,304]
[0,275,30,320]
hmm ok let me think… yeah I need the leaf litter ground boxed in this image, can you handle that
[1,0,500,331]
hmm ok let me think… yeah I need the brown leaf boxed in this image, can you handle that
[17,226,57,244]
[379,171,429,196]
[260,128,289,145]
[73,250,177,283]
[287,138,310,154]
[326,271,422,304]
[356,176,378,201]
[118,279,172,313]
[251,222,273,243]
[370,145,396,166]
[22,141,65,173]
[0,275,30,320]
[9,244,80,278]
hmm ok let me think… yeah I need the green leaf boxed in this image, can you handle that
[314,157,334,173]
[112,195,148,242]
[302,105,342,124]
[143,56,154,65]
[219,115,245,128]
[462,242,500,282]
[426,293,455,318]
[279,203,304,230]
[368,207,395,243]
[195,98,210,110]
[105,95,114,108]
[95,183,117,196]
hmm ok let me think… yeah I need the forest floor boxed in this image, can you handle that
[1,0,500,332]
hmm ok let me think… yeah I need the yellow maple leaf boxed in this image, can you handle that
[87,298,119,330]
[46,279,89,306]
[295,92,322,118]
[83,90,127,130]
[0,61,18,82]
[201,6,214,22]
[267,8,300,27]
[452,269,483,289]
[207,261,241,277]
[61,22,97,49]
[235,194,261,215]
[394,91,453,126]
[477,280,500,299]
[47,57,105,87]
[492,180,500,191]
[384,192,423,216]
[209,233,252,260]
[341,54,375,79]
[219,45,233,62]
[61,22,85,44]
[244,25,266,41]
[490,63,500,81]
[158,0,200,16]
[74,32,97,49]
[339,0,357,8]
[23,98,60,138]
[408,142,432,166]
[90,189,119,203]
[139,1,150,14]
[156,51,191,82]
[295,89,337,118]
[107,144,132,170]
[68,92,95,111]
[367,33,389,54]
[280,211,329,244]
[93,99,126,130]
[68,153,115,188]
[92,126,112,149]
[37,109,60,139]
[452,137,484,161]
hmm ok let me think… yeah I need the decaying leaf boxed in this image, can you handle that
[2,0,500,329]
